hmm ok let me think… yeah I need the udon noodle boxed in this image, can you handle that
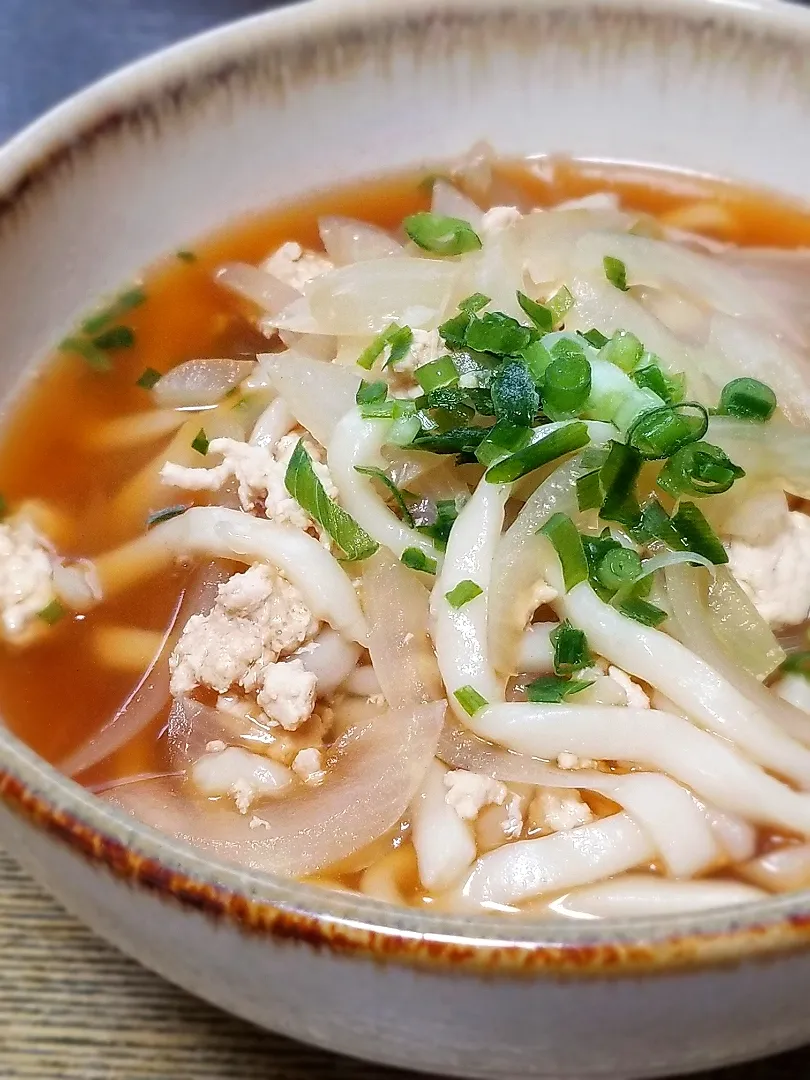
[3,151,810,918]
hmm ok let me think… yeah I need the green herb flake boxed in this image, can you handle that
[81,287,146,335]
[603,256,629,292]
[354,466,415,527]
[485,421,590,485]
[459,292,490,314]
[526,675,593,703]
[490,359,539,427]
[59,337,112,372]
[550,620,591,676]
[146,504,189,528]
[357,323,413,371]
[465,312,533,357]
[191,429,209,456]
[404,212,483,256]
[92,325,135,351]
[176,250,198,263]
[445,579,483,609]
[37,599,66,626]
[576,469,603,512]
[617,596,668,627]
[539,513,589,593]
[401,547,438,574]
[516,290,553,332]
[454,684,489,716]
[546,286,574,327]
[136,367,162,389]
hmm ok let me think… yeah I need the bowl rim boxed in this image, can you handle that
[3,0,810,977]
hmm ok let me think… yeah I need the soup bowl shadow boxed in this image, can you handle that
[2,0,810,1076]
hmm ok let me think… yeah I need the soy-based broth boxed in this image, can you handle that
[4,156,810,916]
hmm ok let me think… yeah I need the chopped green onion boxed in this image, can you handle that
[356,380,388,406]
[596,547,643,593]
[546,286,574,327]
[526,675,593,703]
[424,387,474,422]
[475,420,532,465]
[404,212,483,256]
[516,290,553,332]
[285,440,378,561]
[465,312,533,357]
[550,620,591,676]
[617,596,668,627]
[599,441,643,527]
[576,469,603,512]
[603,256,629,291]
[542,349,592,420]
[581,328,609,349]
[0,494,7,519]
[81,287,146,335]
[37,599,66,626]
[388,414,422,447]
[359,400,397,419]
[781,651,810,677]
[414,355,459,392]
[136,367,162,389]
[146,504,189,528]
[486,422,590,484]
[626,402,708,460]
[354,466,415,526]
[459,292,490,313]
[718,377,777,422]
[412,426,488,455]
[92,325,135,351]
[522,340,554,384]
[445,579,483,608]
[191,429,209,456]
[539,512,589,592]
[657,441,745,498]
[416,498,462,551]
[438,310,473,347]
[490,360,539,426]
[670,502,729,565]
[59,337,112,372]
[454,685,489,715]
[401,547,438,574]
[176,250,197,263]
[599,329,643,372]
[631,361,685,406]
[356,323,413,371]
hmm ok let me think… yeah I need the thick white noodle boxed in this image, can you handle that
[432,478,509,719]
[549,876,766,918]
[292,628,361,696]
[249,397,296,449]
[328,409,439,562]
[517,623,557,673]
[410,761,476,891]
[95,506,368,645]
[469,703,810,836]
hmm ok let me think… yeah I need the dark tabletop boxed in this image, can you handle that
[0,1,809,1077]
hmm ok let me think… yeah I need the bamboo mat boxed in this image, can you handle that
[1,848,809,1080]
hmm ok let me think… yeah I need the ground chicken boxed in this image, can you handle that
[725,511,810,628]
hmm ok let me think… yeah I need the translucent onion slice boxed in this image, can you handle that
[549,875,766,918]
[707,567,785,680]
[430,180,485,230]
[94,506,368,645]
[248,396,296,450]
[258,352,360,448]
[292,628,362,697]
[328,409,439,562]
[153,359,255,409]
[103,702,444,878]
[59,563,229,778]
[363,548,444,710]
[738,843,810,894]
[707,416,810,498]
[84,410,186,452]
[318,216,403,264]
[215,262,301,313]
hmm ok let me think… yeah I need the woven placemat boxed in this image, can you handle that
[0,847,808,1080]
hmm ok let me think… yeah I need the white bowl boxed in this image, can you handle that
[2,1,810,1076]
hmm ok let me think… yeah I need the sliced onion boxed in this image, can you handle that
[430,180,485,230]
[738,843,810,893]
[707,416,810,499]
[153,359,255,409]
[103,702,444,878]
[277,330,337,363]
[258,351,360,447]
[318,216,403,264]
[550,875,766,918]
[59,563,229,778]
[215,262,301,313]
[362,548,443,710]
[248,396,296,450]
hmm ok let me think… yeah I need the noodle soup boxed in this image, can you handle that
[4,153,810,919]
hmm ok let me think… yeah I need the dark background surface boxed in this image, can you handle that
[1,1,810,1078]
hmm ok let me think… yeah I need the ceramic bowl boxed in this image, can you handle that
[2,1,810,1076]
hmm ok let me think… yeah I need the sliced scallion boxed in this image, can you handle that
[81,287,146,335]
[191,429,209,456]
[136,367,162,389]
[459,292,491,313]
[356,380,388,406]
[445,579,483,608]
[59,337,112,372]
[146,504,189,528]
[576,469,602,512]
[92,325,135,351]
[404,212,483,255]
[617,596,668,627]
[411,426,488,455]
[542,348,592,421]
[581,328,609,349]
[670,502,729,565]
[354,465,415,526]
[595,547,643,593]
[599,441,643,527]
[401,547,438,574]
[465,312,533,357]
[631,361,685,406]
[550,620,591,676]
[454,684,489,716]
[546,286,574,326]
[490,360,539,426]
[718,377,777,422]
[526,675,593,703]
[626,402,708,460]
[522,340,554,385]
[539,512,589,592]
[474,420,532,466]
[603,256,629,291]
[486,422,590,484]
[516,290,553,332]
[356,323,413,371]
[599,329,643,372]
[416,498,461,551]
[657,441,745,498]
[414,355,459,392]
[38,599,66,625]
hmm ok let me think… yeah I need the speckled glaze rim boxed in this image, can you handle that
[2,0,810,979]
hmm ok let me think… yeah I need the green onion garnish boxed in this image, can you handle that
[631,361,685,406]
[718,377,777,422]
[356,324,413,371]
[146,504,189,528]
[550,620,591,676]
[526,675,593,703]
[542,347,592,421]
[581,328,609,349]
[403,212,483,256]
[37,599,66,625]
[136,367,162,389]
[414,355,459,392]
[416,498,462,551]
[617,596,668,627]
[354,466,415,526]
[454,685,489,716]
[539,513,589,592]
[603,256,629,291]
[576,469,602,512]
[781,651,810,678]
[465,312,533,357]
[595,547,643,593]
[424,387,475,423]
[191,429,209,456]
[59,337,112,372]
[176,250,197,263]
[626,402,708,460]
[599,441,643,527]
[401,547,438,574]
[474,420,532,466]
[669,502,728,565]
[0,494,8,519]
[356,380,388,406]
[522,340,554,385]
[657,441,745,498]
[599,329,643,372]
[285,441,378,561]
[516,290,553,332]
[459,292,490,313]
[546,286,574,326]
[445,579,483,608]
[81,287,146,335]
[485,422,590,484]
[92,325,135,351]
[491,360,539,426]
[411,427,488,455]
